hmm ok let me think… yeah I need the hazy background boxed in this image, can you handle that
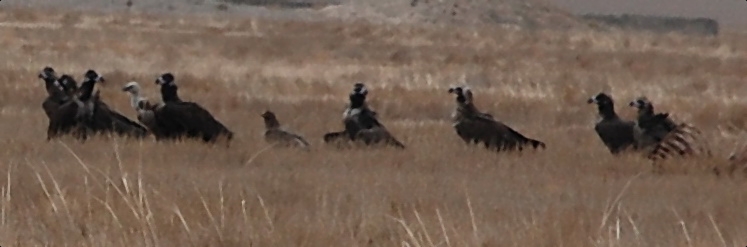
[549,0,747,29]
[2,0,746,30]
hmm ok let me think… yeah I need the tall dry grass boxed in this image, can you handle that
[0,7,747,246]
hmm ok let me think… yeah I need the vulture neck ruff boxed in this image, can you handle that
[160,82,182,103]
[264,117,281,129]
[78,78,98,102]
[596,102,619,120]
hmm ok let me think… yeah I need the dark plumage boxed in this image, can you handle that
[57,74,79,97]
[153,73,234,143]
[587,93,637,154]
[646,123,711,162]
[324,83,405,149]
[93,96,150,139]
[38,67,70,121]
[627,97,711,163]
[629,96,678,150]
[47,70,148,140]
[157,73,181,103]
[46,70,102,140]
[449,86,545,152]
[261,110,310,150]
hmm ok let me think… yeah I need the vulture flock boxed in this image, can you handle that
[37,66,741,173]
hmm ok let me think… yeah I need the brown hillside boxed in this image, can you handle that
[319,0,592,30]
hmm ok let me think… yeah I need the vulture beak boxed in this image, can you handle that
[122,86,131,92]
[448,88,455,93]
[587,98,596,104]
[628,101,636,107]
[97,76,105,83]
[38,73,45,79]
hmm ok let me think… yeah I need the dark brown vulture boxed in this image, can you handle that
[449,86,545,152]
[47,70,148,141]
[627,96,711,162]
[587,92,637,154]
[153,73,234,143]
[323,83,405,149]
[38,67,70,121]
[628,96,678,150]
[260,110,310,151]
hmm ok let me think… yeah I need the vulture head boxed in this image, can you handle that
[629,96,654,114]
[587,92,618,118]
[260,110,280,129]
[122,81,142,95]
[122,81,151,111]
[156,73,175,86]
[83,70,105,83]
[57,74,79,93]
[348,83,368,109]
[352,82,368,96]
[38,67,57,81]
[448,86,470,104]
[587,92,614,106]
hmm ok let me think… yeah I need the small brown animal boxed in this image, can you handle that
[261,110,310,151]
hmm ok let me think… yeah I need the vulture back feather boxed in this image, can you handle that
[154,73,234,143]
[449,86,545,152]
[38,67,71,120]
[587,92,637,154]
[324,83,405,149]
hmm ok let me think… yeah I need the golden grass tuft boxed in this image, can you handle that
[0,7,747,246]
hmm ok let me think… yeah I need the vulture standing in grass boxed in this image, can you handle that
[47,70,148,140]
[324,82,377,143]
[587,92,638,154]
[122,81,163,138]
[47,70,104,140]
[448,86,545,152]
[627,96,711,162]
[260,110,310,151]
[628,96,678,150]
[38,67,70,121]
[73,70,147,139]
[324,83,405,149]
[154,73,234,143]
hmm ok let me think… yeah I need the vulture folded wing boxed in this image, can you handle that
[500,124,546,149]
[595,120,636,153]
[156,101,232,142]
[154,103,194,138]
[357,109,384,129]
[355,127,405,149]
[454,116,497,144]
[109,110,149,136]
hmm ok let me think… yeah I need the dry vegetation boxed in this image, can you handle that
[2,6,747,246]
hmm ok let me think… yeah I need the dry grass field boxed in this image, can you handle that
[3,6,747,246]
